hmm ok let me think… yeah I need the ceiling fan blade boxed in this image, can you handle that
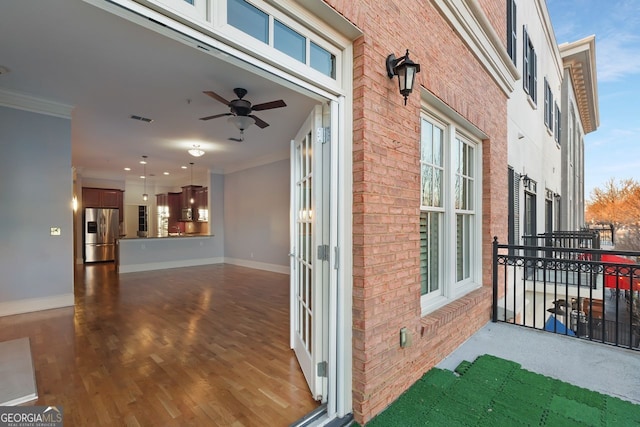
[203,90,230,105]
[249,115,269,129]
[199,113,232,121]
[251,100,286,111]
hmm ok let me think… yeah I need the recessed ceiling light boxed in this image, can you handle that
[163,172,170,175]
[124,167,131,171]
[140,175,145,179]
[139,159,147,165]
[181,165,188,169]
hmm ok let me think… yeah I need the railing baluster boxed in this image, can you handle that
[491,232,639,352]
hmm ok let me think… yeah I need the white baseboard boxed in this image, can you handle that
[224,258,290,275]
[117,257,290,275]
[118,257,224,273]
[0,293,74,317]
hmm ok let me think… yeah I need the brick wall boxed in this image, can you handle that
[327,1,508,424]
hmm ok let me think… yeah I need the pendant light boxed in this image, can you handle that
[189,162,195,204]
[141,155,148,201]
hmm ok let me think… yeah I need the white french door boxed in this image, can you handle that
[290,105,329,401]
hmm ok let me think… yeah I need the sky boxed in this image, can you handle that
[546,0,640,200]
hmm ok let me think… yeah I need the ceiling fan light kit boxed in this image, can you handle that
[199,88,287,133]
[228,115,255,131]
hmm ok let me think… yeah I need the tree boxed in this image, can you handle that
[587,178,640,250]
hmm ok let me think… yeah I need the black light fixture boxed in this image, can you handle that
[386,49,421,105]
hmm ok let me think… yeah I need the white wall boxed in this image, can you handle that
[0,106,74,315]
[507,0,564,238]
[224,159,289,272]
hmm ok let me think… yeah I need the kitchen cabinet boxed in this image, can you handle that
[167,192,183,233]
[181,186,202,208]
[181,185,203,221]
[82,187,124,222]
[195,187,208,222]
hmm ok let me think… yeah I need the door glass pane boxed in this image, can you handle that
[228,0,268,43]
[310,42,336,78]
[275,20,306,63]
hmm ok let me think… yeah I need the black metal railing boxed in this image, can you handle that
[492,236,640,351]
[584,224,615,246]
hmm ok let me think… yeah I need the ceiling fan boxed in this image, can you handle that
[199,88,287,131]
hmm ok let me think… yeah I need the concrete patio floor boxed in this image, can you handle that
[437,321,640,404]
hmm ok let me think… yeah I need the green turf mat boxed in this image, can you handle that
[358,354,640,427]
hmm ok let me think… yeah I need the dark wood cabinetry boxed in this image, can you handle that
[167,192,183,233]
[194,187,208,222]
[181,185,203,221]
[82,187,124,222]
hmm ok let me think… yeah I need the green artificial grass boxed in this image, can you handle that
[357,354,640,426]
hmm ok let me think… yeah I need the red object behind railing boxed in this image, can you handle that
[601,254,640,291]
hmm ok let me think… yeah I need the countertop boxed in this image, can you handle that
[118,234,213,240]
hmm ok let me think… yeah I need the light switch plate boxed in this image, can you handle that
[50,227,61,236]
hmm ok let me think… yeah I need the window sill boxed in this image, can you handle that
[419,286,492,338]
[546,127,553,137]
[527,95,537,109]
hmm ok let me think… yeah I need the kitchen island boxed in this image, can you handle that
[117,234,222,273]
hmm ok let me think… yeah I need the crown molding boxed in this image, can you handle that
[0,88,72,119]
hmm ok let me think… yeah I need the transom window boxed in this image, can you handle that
[227,0,336,79]
[420,113,481,314]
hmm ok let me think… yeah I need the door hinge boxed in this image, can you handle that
[317,361,328,377]
[334,246,339,270]
[317,244,330,261]
[316,127,330,144]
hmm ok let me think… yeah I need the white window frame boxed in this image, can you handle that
[554,102,561,144]
[523,26,537,104]
[506,0,517,65]
[216,0,343,87]
[420,109,483,316]
[544,77,553,131]
[134,0,346,91]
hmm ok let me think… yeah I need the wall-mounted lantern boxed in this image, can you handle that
[386,49,421,105]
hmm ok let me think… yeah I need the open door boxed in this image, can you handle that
[290,105,329,401]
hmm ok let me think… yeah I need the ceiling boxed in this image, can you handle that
[0,0,319,187]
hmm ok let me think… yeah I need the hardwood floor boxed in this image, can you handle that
[0,263,319,426]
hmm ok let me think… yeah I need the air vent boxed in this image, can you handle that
[130,115,153,123]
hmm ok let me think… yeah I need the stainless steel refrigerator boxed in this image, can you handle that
[84,208,119,263]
